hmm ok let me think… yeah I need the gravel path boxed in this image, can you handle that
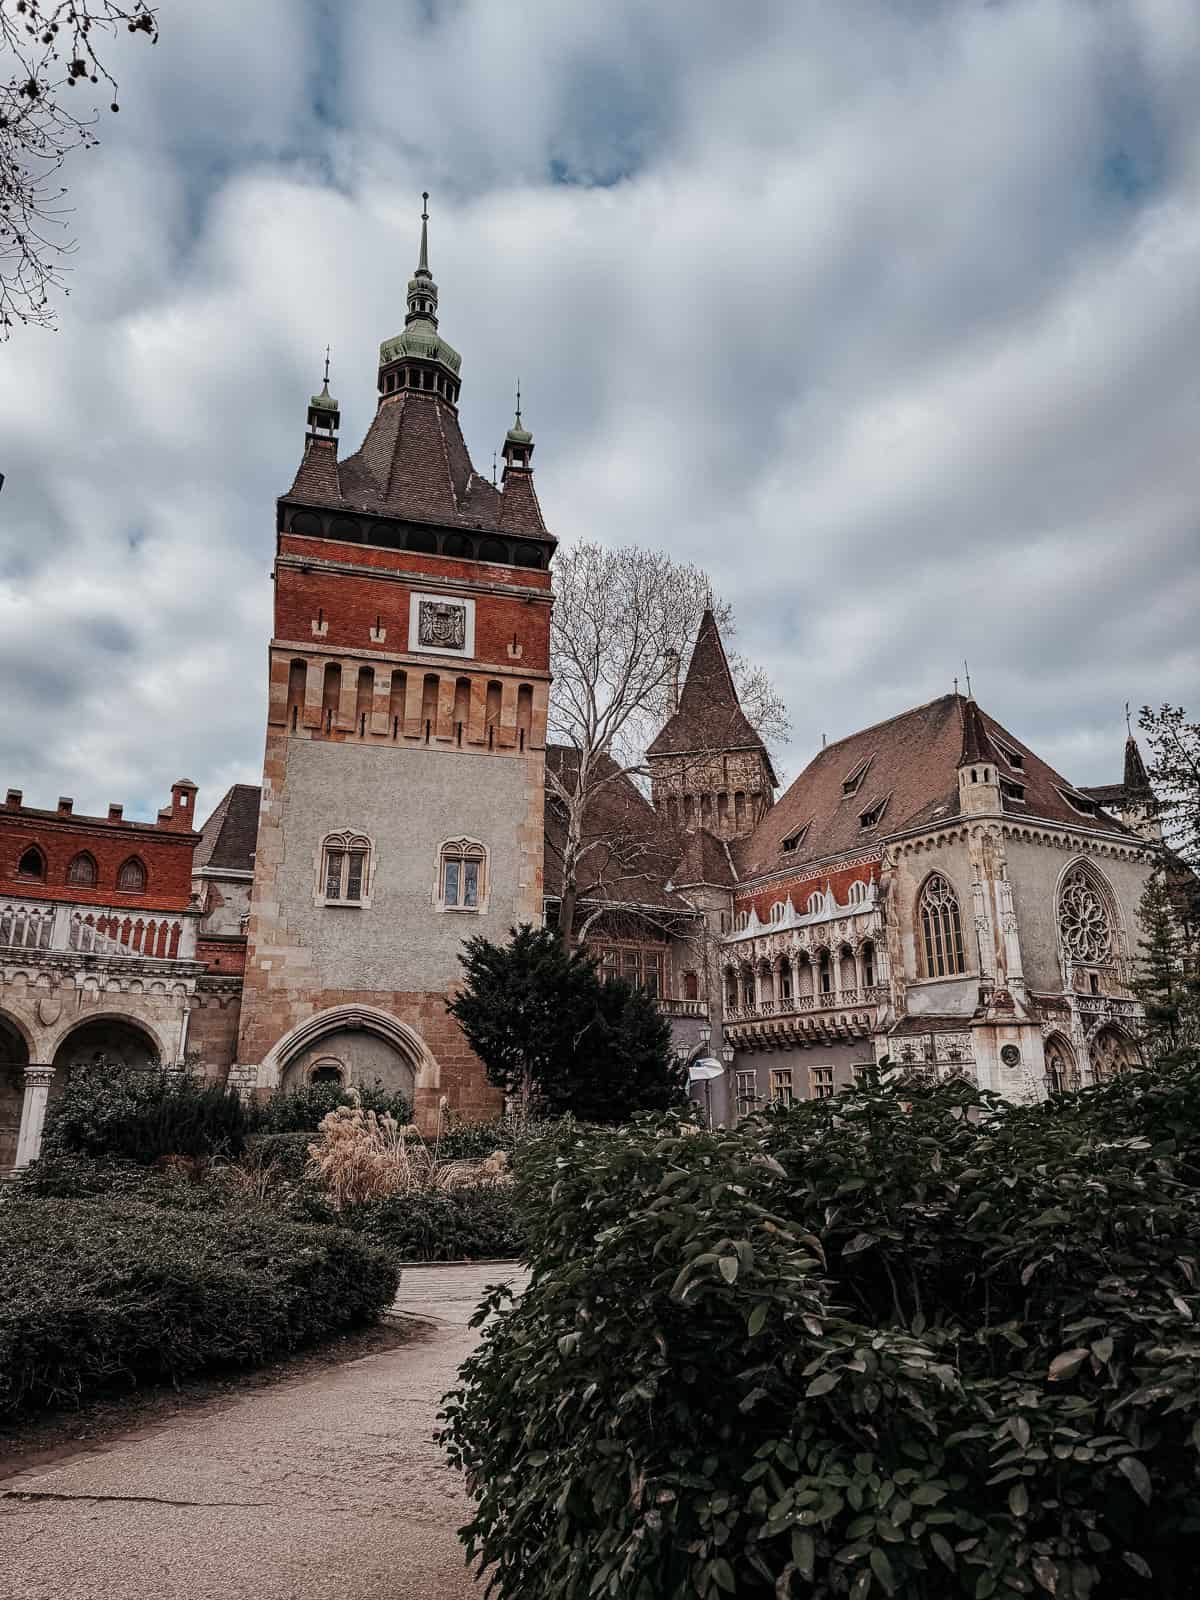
[0,1262,528,1600]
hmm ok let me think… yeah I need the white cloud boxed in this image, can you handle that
[1,0,1198,824]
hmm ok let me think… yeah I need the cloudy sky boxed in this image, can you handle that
[3,0,1199,823]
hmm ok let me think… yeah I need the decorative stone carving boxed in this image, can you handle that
[418,600,466,651]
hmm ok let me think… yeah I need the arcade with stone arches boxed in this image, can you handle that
[1,1010,166,1171]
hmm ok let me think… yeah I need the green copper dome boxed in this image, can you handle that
[378,197,462,378]
[309,378,339,412]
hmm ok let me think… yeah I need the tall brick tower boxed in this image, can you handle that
[236,198,554,1127]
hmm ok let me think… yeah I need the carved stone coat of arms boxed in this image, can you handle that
[418,600,466,651]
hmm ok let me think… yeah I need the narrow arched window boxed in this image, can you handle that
[322,832,371,904]
[117,857,147,893]
[67,852,98,887]
[438,839,486,909]
[919,874,965,977]
[17,845,46,881]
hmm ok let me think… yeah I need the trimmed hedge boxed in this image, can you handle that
[247,1081,412,1134]
[0,1196,398,1419]
[351,1186,521,1263]
[45,1063,250,1164]
[243,1130,317,1182]
[442,1063,1200,1600]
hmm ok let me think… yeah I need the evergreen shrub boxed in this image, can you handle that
[0,1198,398,1419]
[350,1186,521,1263]
[247,1080,412,1134]
[45,1061,250,1165]
[442,1063,1200,1600]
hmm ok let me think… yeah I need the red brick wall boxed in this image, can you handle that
[0,810,196,911]
[280,534,551,592]
[274,561,551,673]
[735,859,882,923]
[188,982,243,1076]
[197,937,247,975]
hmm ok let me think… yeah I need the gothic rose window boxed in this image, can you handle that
[1057,865,1113,964]
[439,839,486,910]
[919,874,966,978]
[322,833,371,904]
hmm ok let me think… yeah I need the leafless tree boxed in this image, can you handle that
[546,540,787,944]
[1,0,157,333]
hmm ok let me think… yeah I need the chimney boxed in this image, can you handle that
[107,803,124,822]
[5,788,22,809]
[57,796,73,815]
[170,779,198,825]
[665,648,680,714]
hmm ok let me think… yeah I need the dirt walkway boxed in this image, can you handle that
[0,1263,527,1600]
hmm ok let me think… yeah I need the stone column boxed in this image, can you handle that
[15,1064,55,1169]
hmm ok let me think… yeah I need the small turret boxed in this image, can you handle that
[1120,722,1162,842]
[305,347,340,454]
[958,697,1001,817]
[501,382,534,479]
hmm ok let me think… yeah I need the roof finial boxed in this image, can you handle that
[514,377,522,428]
[1125,700,1133,738]
[322,344,331,387]
[953,674,959,697]
[418,191,430,274]
[963,659,973,699]
[492,449,498,487]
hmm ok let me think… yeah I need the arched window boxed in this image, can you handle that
[117,857,147,893]
[1089,1026,1140,1084]
[17,846,45,881]
[321,832,371,904]
[919,874,965,977]
[806,890,826,915]
[770,900,788,924]
[1057,864,1115,966]
[67,852,98,887]
[847,878,868,905]
[438,838,486,910]
[309,1059,344,1086]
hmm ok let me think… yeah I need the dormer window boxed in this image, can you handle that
[842,757,872,797]
[1057,786,1099,818]
[1000,779,1026,803]
[994,738,1025,772]
[859,794,891,830]
[781,822,809,854]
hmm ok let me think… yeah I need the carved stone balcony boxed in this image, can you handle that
[657,997,709,1020]
[724,986,889,1050]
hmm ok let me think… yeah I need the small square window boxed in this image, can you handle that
[769,1068,794,1105]
[810,1064,835,1100]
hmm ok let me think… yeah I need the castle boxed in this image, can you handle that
[0,208,1166,1163]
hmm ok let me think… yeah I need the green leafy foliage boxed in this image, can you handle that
[246,1079,412,1133]
[1133,867,1200,1060]
[448,923,687,1120]
[441,1063,1200,1600]
[0,1196,398,1418]
[350,1187,521,1263]
[44,1060,250,1164]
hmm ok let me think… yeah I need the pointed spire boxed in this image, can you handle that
[418,191,430,274]
[959,694,998,768]
[1124,732,1152,797]
[306,345,340,449]
[502,378,535,477]
[377,192,463,403]
[647,606,776,782]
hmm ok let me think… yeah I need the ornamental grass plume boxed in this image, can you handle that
[306,1105,511,1210]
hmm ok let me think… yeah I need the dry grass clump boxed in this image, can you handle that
[306,1106,512,1211]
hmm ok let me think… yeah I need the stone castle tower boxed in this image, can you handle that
[646,607,776,840]
[236,199,554,1128]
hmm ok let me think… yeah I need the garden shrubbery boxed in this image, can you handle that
[442,1057,1200,1600]
[246,1079,412,1134]
[45,1060,250,1165]
[351,1186,520,1263]
[0,1195,398,1419]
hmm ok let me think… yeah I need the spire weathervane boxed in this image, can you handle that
[515,378,522,428]
[418,191,431,275]
[1125,700,1133,738]
[322,345,331,386]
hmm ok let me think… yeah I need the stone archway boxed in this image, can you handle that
[1043,1032,1079,1095]
[0,1011,31,1169]
[262,1005,439,1115]
[1088,1025,1141,1084]
[51,1016,162,1078]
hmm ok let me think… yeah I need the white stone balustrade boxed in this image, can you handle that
[0,896,198,963]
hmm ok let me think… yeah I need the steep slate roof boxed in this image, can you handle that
[194,784,261,874]
[672,826,739,889]
[734,694,1130,882]
[285,392,550,540]
[1081,736,1154,812]
[647,609,777,782]
[544,747,691,914]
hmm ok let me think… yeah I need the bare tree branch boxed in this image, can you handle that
[1,0,157,334]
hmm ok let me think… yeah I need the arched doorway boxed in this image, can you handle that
[1043,1033,1079,1095]
[52,1017,161,1078]
[0,1012,31,1169]
[263,1006,438,1113]
[1089,1026,1141,1084]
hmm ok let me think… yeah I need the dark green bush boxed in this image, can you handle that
[247,1079,412,1134]
[0,1196,398,1419]
[350,1185,520,1263]
[442,1065,1200,1600]
[243,1130,316,1181]
[45,1061,250,1165]
[433,1115,563,1162]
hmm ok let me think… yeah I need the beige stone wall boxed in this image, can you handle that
[196,875,252,937]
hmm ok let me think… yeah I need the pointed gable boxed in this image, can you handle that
[647,609,774,777]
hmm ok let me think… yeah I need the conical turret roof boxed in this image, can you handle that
[647,608,774,779]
